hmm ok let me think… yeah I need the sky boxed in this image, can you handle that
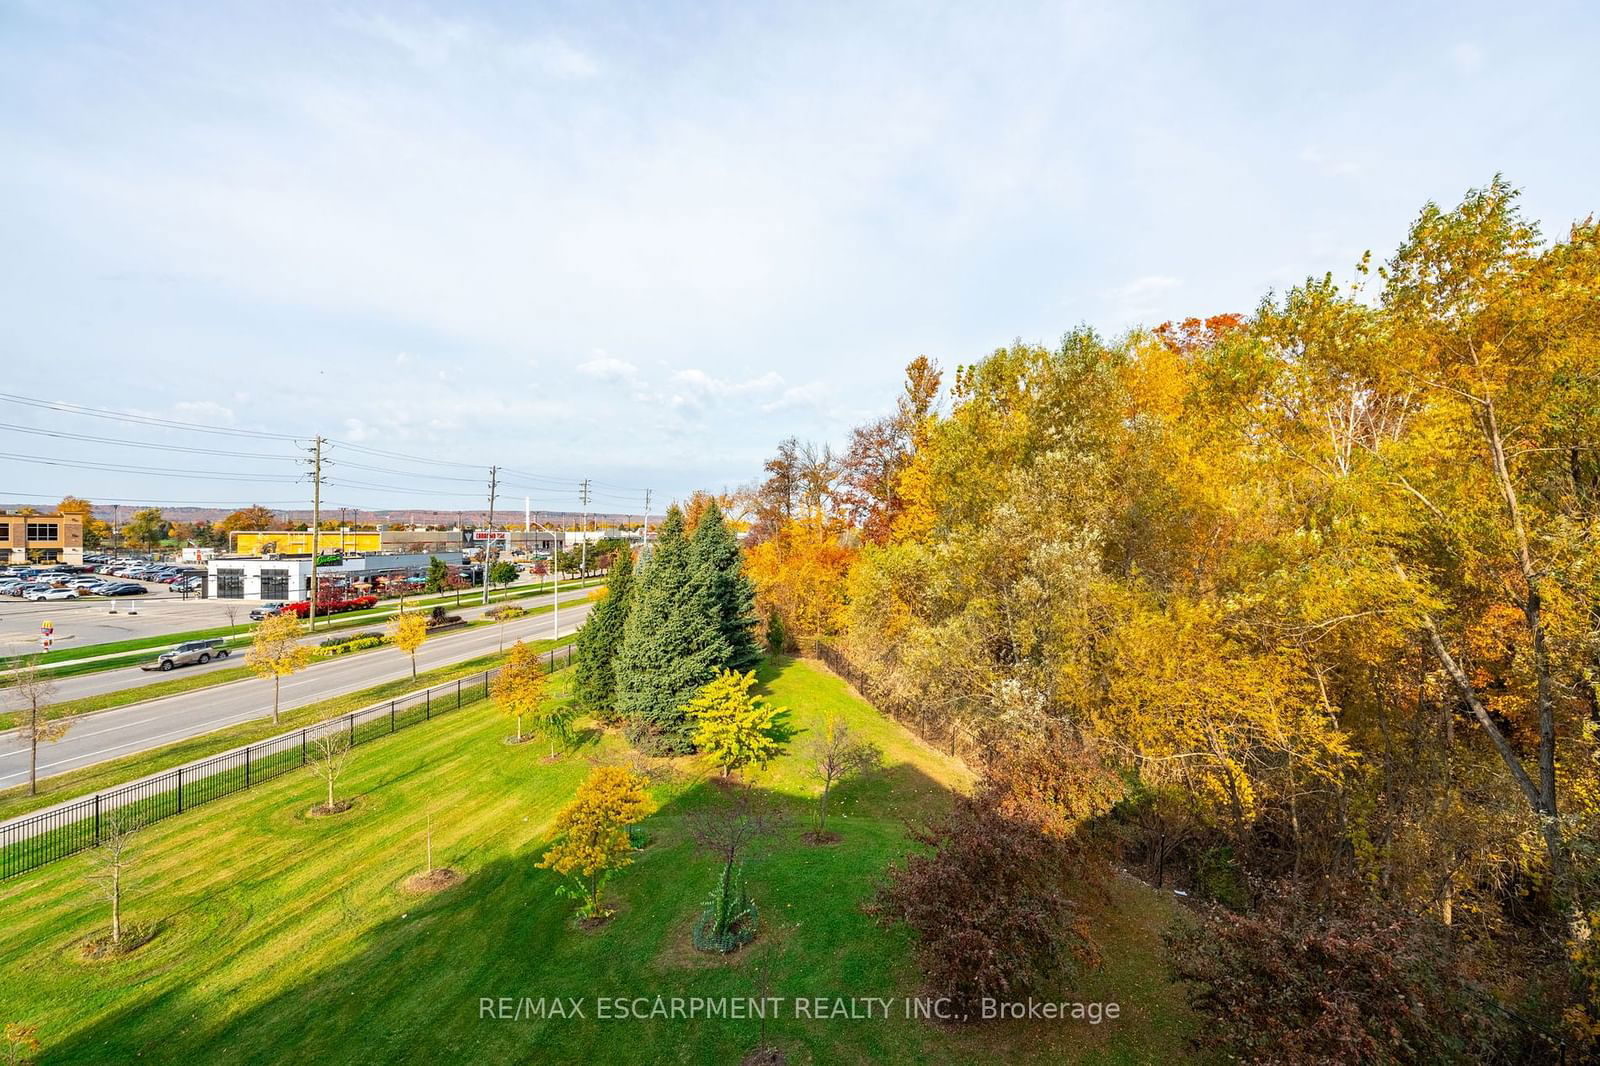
[1,0,1597,515]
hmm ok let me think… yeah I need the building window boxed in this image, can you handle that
[0,524,8,540]
[217,568,244,599]
[26,523,59,541]
[260,568,289,600]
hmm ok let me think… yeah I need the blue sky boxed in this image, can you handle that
[1,1,1597,514]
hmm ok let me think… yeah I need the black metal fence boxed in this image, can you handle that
[813,641,982,766]
[0,642,576,881]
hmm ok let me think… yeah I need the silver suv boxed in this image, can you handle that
[143,639,231,672]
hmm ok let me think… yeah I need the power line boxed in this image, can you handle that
[0,422,298,461]
[0,452,302,481]
[323,438,484,471]
[0,392,301,440]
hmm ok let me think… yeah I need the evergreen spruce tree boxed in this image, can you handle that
[614,506,722,753]
[687,502,762,672]
[572,548,634,719]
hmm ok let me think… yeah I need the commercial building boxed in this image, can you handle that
[228,528,461,556]
[205,550,466,602]
[230,525,639,559]
[0,511,85,565]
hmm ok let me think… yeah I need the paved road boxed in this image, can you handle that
[17,581,585,702]
[0,592,594,789]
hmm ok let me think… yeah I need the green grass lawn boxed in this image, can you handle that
[0,658,1197,1064]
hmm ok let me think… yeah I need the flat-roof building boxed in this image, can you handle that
[0,511,84,565]
[205,550,466,602]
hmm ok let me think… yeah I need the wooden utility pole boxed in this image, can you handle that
[579,478,591,577]
[640,489,652,569]
[483,465,498,606]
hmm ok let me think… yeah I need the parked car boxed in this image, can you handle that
[249,602,287,620]
[11,582,49,597]
[141,639,231,672]
[99,582,149,596]
[25,587,79,601]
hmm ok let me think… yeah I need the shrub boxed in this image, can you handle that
[692,861,759,954]
[316,631,386,656]
[1166,886,1523,1064]
[870,791,1095,1018]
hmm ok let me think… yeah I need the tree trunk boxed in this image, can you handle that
[29,734,38,796]
[1479,398,1558,817]
[327,774,335,810]
[111,868,122,945]
[273,675,281,724]
[411,654,417,680]
[1421,613,1565,874]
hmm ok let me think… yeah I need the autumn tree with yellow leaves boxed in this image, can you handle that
[538,766,656,920]
[747,179,1600,1052]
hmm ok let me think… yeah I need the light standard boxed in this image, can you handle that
[525,521,564,643]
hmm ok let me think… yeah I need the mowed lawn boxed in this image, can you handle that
[0,658,1197,1064]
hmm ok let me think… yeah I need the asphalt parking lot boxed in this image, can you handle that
[0,582,250,657]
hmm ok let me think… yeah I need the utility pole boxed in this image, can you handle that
[307,436,325,632]
[483,465,498,606]
[579,478,591,578]
[640,489,652,569]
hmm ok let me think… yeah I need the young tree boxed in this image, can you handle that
[390,612,428,680]
[806,716,881,837]
[7,659,68,795]
[306,731,354,813]
[765,608,786,655]
[247,613,312,724]
[685,670,792,778]
[424,555,449,594]
[86,809,141,948]
[489,559,519,589]
[487,603,527,652]
[688,785,785,952]
[614,506,725,752]
[491,640,548,743]
[573,548,634,717]
[538,766,656,919]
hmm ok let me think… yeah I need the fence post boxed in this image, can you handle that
[94,793,101,844]
[245,745,251,788]
[176,767,184,814]
[457,678,462,709]
[301,729,307,764]
[353,714,359,744]
[391,701,396,733]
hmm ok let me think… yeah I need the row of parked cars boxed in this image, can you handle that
[86,557,204,593]
[0,556,205,599]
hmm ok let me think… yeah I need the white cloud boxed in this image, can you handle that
[667,369,785,397]
[577,353,641,383]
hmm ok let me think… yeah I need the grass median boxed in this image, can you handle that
[0,634,575,824]
[0,591,592,729]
